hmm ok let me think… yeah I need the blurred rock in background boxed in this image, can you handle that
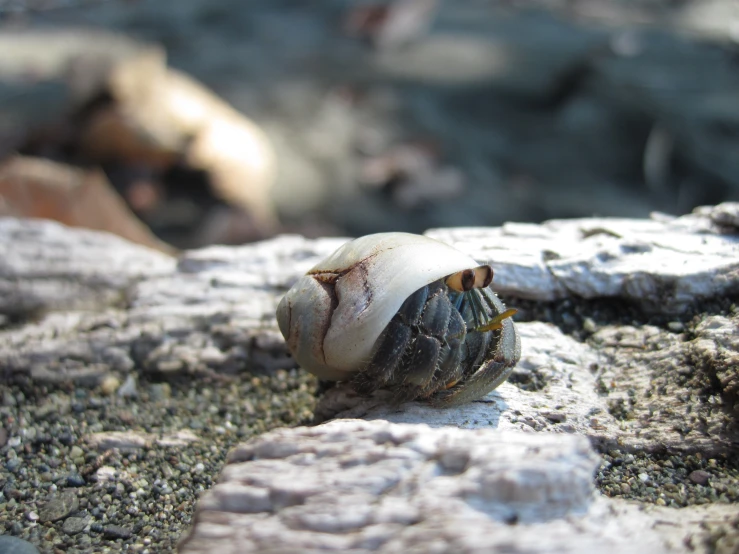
[0,25,276,248]
[0,0,737,247]
[0,155,174,252]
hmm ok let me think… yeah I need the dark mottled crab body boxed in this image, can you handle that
[276,232,520,406]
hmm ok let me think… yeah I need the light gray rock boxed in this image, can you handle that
[180,419,734,554]
[690,313,739,415]
[426,202,739,312]
[181,419,604,553]
[0,217,175,317]
[0,227,342,384]
[38,491,79,523]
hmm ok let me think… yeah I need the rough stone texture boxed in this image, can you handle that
[1,206,738,451]
[0,219,341,385]
[591,315,739,454]
[180,420,613,553]
[180,419,735,554]
[426,202,739,312]
[1,205,738,552]
[0,217,175,317]
[690,314,739,415]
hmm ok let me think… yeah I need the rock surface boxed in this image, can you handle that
[180,419,736,554]
[0,217,175,317]
[425,202,739,312]
[3,206,736,453]
[180,419,618,553]
[1,204,738,553]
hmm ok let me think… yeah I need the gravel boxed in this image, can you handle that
[597,449,739,507]
[0,370,317,553]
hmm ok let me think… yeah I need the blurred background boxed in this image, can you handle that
[1,0,738,251]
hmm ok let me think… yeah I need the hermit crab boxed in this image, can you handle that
[276,232,520,406]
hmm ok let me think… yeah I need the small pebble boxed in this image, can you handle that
[62,516,89,535]
[69,446,84,459]
[39,491,79,523]
[541,412,567,423]
[689,470,711,486]
[582,317,597,334]
[117,375,138,398]
[66,473,86,487]
[189,420,204,430]
[2,391,17,406]
[96,466,117,483]
[149,383,172,401]
[100,375,121,396]
[667,321,684,332]
[638,473,649,483]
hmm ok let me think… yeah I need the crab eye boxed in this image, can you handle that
[445,265,493,292]
[446,269,475,292]
[475,265,494,288]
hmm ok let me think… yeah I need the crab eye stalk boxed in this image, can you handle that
[445,265,493,292]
